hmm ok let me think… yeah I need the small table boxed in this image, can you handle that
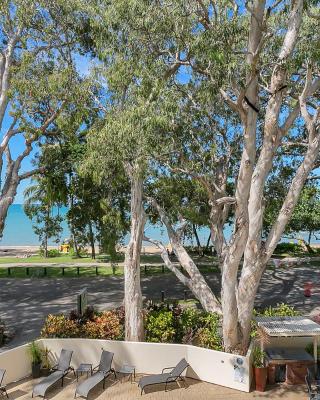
[266,349,314,385]
[76,364,93,381]
[118,364,136,383]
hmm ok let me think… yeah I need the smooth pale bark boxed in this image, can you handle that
[235,0,305,351]
[148,198,222,314]
[124,168,145,341]
[221,0,266,352]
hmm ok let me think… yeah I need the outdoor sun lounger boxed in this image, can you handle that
[0,369,8,398]
[138,358,189,395]
[74,350,116,399]
[32,349,74,399]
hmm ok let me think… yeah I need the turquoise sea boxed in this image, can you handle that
[0,204,318,247]
[0,204,212,246]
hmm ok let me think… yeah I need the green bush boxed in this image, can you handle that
[195,313,222,350]
[41,302,223,351]
[274,242,304,255]
[255,303,300,318]
[40,248,61,258]
[47,249,61,258]
[145,311,176,343]
[144,304,222,350]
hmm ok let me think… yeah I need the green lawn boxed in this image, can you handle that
[0,254,109,264]
[0,260,219,278]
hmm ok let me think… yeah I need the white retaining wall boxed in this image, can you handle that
[0,343,31,383]
[0,338,252,392]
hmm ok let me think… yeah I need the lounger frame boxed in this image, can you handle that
[32,349,74,400]
[74,351,116,400]
[139,360,189,395]
[0,369,8,398]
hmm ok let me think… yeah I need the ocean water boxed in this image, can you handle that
[0,204,70,246]
[0,204,318,247]
[0,204,212,247]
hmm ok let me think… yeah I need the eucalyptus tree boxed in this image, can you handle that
[83,0,319,352]
[0,0,86,238]
[144,0,320,352]
[82,0,226,338]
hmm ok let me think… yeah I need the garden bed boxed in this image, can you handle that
[41,302,223,351]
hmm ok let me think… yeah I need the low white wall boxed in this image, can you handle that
[0,344,31,384]
[0,339,251,392]
[39,338,251,392]
[187,344,250,391]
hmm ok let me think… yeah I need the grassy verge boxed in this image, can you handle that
[0,255,99,264]
[0,263,219,278]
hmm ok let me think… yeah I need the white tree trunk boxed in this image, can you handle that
[124,167,145,341]
[0,196,15,238]
[147,198,222,314]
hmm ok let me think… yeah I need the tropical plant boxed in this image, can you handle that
[145,311,176,343]
[28,341,42,365]
[252,347,266,368]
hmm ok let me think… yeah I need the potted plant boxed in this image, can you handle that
[252,347,268,392]
[40,347,51,376]
[28,341,42,378]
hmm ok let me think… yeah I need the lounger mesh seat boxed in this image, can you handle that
[0,369,8,398]
[74,350,116,399]
[138,358,189,395]
[32,349,73,399]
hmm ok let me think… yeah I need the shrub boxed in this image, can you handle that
[145,311,176,343]
[41,309,123,340]
[82,311,123,340]
[177,307,203,343]
[194,312,222,350]
[144,304,222,350]
[47,249,61,258]
[39,248,61,258]
[255,303,300,318]
[40,314,80,338]
[274,242,304,255]
[41,303,222,351]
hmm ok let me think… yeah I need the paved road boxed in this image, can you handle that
[0,266,319,350]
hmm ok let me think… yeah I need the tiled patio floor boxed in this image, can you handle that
[4,373,309,400]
